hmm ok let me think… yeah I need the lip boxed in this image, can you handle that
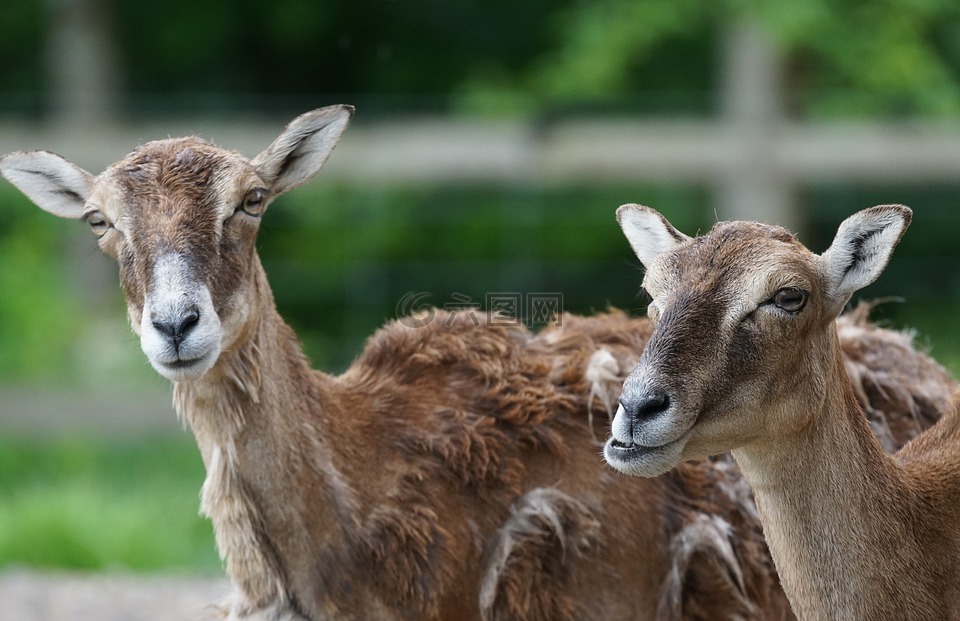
[603,435,687,478]
[156,356,205,372]
[607,437,642,453]
[604,437,663,461]
[150,351,217,382]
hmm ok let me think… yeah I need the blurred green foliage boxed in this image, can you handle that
[5,0,960,117]
[0,0,44,113]
[0,189,82,381]
[0,436,217,571]
[479,0,960,117]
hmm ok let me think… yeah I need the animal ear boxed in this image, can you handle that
[820,205,912,313]
[252,104,354,196]
[616,204,690,268]
[0,151,93,219]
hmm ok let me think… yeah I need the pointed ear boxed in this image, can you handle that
[820,205,912,313]
[252,104,354,196]
[616,204,690,268]
[0,151,93,219]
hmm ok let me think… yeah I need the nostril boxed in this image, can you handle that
[152,319,175,339]
[178,307,200,337]
[621,393,671,421]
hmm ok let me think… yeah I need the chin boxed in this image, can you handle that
[603,436,687,478]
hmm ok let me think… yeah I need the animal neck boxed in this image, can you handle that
[174,259,319,444]
[172,258,354,614]
[733,334,939,621]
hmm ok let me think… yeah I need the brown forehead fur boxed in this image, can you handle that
[99,138,260,310]
[107,137,253,216]
[656,222,810,288]
[644,222,818,365]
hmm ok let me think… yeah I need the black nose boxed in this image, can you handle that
[152,307,200,349]
[620,393,671,422]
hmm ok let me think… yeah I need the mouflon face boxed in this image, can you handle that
[0,105,353,382]
[604,204,912,477]
[86,138,265,381]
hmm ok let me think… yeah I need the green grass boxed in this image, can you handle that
[0,436,220,573]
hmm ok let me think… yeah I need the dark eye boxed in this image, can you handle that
[239,188,268,217]
[772,287,808,313]
[82,210,112,237]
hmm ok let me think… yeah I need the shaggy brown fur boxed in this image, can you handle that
[197,303,947,621]
[2,111,955,621]
[839,302,954,452]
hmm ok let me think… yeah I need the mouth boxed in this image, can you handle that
[603,435,688,478]
[608,437,635,449]
[150,350,218,382]
[163,357,204,370]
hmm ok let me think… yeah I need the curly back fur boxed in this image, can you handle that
[479,487,603,621]
[179,298,957,621]
[289,305,949,621]
[839,302,954,452]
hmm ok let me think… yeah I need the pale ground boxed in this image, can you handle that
[0,570,231,621]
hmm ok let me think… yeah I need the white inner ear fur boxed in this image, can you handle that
[617,204,690,269]
[0,151,94,219]
[820,205,912,311]
[252,105,353,196]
